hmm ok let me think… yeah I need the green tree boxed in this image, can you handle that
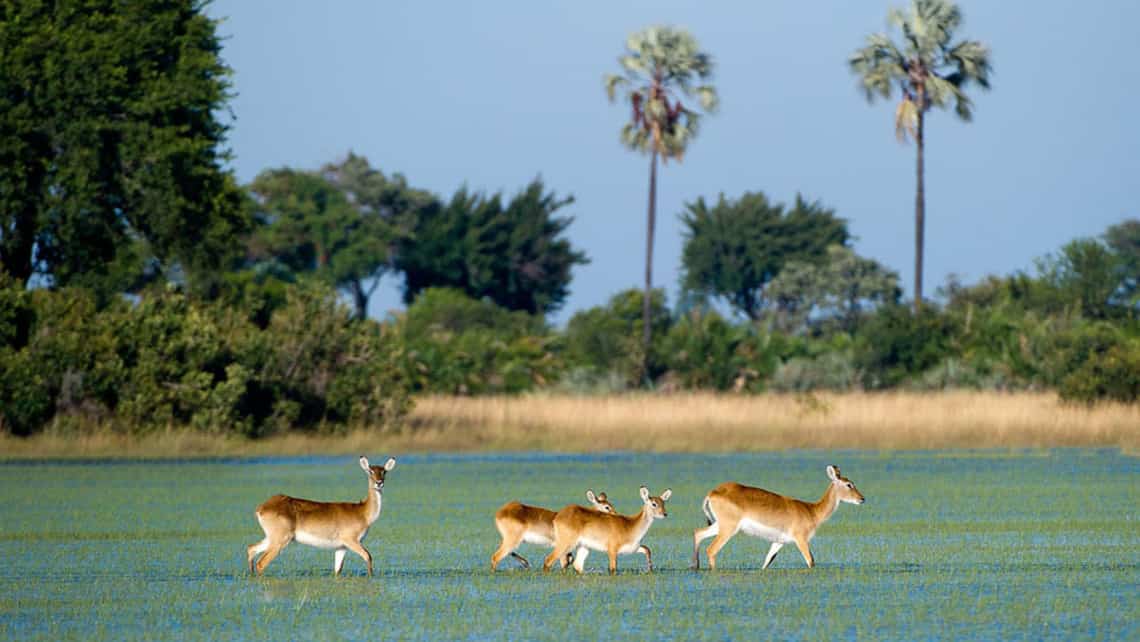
[0,0,249,300]
[563,288,672,386]
[394,178,587,316]
[1104,219,1140,310]
[604,25,718,376]
[850,0,992,310]
[679,192,849,320]
[766,244,902,333]
[248,163,398,320]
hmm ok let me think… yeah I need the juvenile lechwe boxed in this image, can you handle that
[692,465,864,570]
[543,486,671,574]
[247,456,396,576]
[491,490,617,571]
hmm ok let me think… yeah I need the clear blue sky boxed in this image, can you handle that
[208,1,1138,323]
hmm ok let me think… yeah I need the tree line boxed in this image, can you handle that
[2,0,1137,437]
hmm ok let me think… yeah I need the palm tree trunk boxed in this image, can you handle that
[643,148,658,381]
[914,108,925,313]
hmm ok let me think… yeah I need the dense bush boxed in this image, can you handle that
[561,288,672,387]
[0,280,412,436]
[854,304,961,389]
[660,309,781,391]
[395,288,563,394]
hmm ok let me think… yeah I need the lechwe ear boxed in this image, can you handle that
[826,465,840,482]
[660,489,672,501]
[586,489,599,504]
[383,457,396,471]
[359,456,371,472]
[639,486,650,502]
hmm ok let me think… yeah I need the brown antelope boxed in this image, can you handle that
[490,490,617,571]
[247,455,396,577]
[692,465,864,570]
[543,486,672,574]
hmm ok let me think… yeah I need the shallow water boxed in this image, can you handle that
[1,450,1136,640]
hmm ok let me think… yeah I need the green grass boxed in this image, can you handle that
[0,450,1136,640]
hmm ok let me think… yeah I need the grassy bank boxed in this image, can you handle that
[1,392,1137,459]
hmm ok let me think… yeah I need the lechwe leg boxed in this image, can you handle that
[572,546,590,573]
[704,519,739,570]
[254,536,291,576]
[334,549,348,575]
[490,529,526,570]
[794,536,814,568]
[247,537,269,574]
[636,545,652,571]
[692,521,719,569]
[762,542,783,570]
[341,539,373,576]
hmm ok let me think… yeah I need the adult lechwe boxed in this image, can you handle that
[543,485,671,574]
[247,455,396,576]
[491,490,617,571]
[693,465,864,570]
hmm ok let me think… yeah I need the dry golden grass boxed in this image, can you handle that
[1,392,1136,458]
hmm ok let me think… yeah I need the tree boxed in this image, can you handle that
[679,192,849,320]
[395,178,588,315]
[0,0,249,301]
[604,25,718,378]
[766,244,902,333]
[1104,219,1140,310]
[318,153,436,318]
[248,164,398,320]
[850,0,991,311]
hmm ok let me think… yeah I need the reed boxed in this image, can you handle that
[1,392,1135,458]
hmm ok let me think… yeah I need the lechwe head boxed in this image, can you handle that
[490,489,617,571]
[693,464,863,571]
[247,455,397,577]
[827,464,865,505]
[543,485,672,574]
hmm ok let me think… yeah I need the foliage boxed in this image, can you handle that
[394,179,588,316]
[0,280,412,436]
[680,192,850,319]
[849,0,992,129]
[394,288,562,394]
[660,309,781,391]
[769,352,860,393]
[562,288,673,387]
[0,0,250,301]
[604,26,718,161]
[765,244,901,333]
[248,163,394,319]
[854,303,961,389]
[604,25,718,374]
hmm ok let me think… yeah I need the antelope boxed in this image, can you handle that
[543,486,672,574]
[490,490,617,571]
[247,455,396,577]
[692,465,864,570]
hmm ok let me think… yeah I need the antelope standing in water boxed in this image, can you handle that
[247,456,396,576]
[491,490,616,571]
[543,486,671,574]
[693,465,864,570]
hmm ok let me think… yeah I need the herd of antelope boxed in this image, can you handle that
[247,456,865,576]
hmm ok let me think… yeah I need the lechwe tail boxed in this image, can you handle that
[701,494,716,526]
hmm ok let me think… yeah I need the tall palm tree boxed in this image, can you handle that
[850,0,991,311]
[605,26,717,379]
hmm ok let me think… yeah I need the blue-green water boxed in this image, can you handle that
[0,450,1136,640]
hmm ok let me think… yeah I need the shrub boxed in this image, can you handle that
[854,304,961,389]
[769,352,859,392]
[660,309,780,391]
[395,288,562,394]
[562,288,672,387]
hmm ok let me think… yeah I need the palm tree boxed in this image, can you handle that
[850,0,991,311]
[605,26,718,380]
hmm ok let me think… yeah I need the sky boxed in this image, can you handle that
[208,1,1139,324]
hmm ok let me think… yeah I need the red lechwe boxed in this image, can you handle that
[693,465,864,570]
